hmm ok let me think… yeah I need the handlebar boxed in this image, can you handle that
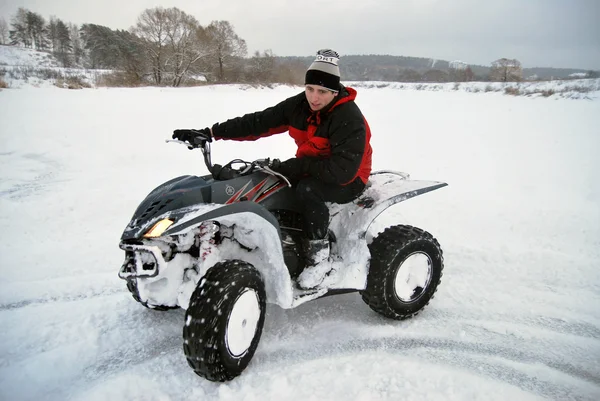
[166,139,292,187]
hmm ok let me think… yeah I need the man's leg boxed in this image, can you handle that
[296,177,366,239]
[295,177,366,289]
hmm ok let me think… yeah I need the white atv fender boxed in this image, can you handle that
[291,171,447,307]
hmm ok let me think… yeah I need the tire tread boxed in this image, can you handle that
[183,260,266,382]
[361,225,443,320]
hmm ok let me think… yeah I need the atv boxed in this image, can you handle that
[118,134,447,382]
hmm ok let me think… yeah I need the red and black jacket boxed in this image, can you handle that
[212,86,372,186]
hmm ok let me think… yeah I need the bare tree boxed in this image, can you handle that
[133,7,170,84]
[246,50,275,83]
[161,8,211,87]
[465,66,474,82]
[0,17,8,45]
[586,70,599,79]
[490,58,523,82]
[422,69,449,83]
[398,68,422,82]
[449,60,473,82]
[271,58,306,85]
[205,21,247,82]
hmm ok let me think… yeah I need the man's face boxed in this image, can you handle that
[305,84,337,111]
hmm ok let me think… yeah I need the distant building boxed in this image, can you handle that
[449,60,468,70]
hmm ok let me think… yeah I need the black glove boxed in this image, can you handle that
[211,164,240,180]
[172,128,212,148]
[271,158,306,179]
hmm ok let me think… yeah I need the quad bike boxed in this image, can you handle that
[118,134,447,382]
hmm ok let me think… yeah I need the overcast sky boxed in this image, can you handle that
[1,0,599,70]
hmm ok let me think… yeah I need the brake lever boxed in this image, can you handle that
[165,139,201,149]
[165,139,187,145]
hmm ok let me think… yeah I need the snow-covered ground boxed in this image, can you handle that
[0,84,599,401]
[349,79,600,100]
[0,45,62,68]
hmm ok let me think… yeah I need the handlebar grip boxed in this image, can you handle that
[211,164,240,180]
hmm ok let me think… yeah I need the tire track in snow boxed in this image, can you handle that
[0,152,65,200]
[0,288,126,311]
[259,295,600,400]
[254,334,600,401]
[0,293,186,401]
[0,274,125,311]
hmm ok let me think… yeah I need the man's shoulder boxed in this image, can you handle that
[331,98,362,119]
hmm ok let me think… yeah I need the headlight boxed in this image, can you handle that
[144,218,174,238]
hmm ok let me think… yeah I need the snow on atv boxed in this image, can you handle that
[118,131,447,382]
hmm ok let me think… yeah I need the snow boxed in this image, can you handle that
[0,45,61,68]
[349,79,600,100]
[1,83,599,400]
[0,45,110,88]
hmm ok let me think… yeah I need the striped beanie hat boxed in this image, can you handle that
[305,49,341,92]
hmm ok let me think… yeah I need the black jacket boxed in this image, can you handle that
[212,86,372,185]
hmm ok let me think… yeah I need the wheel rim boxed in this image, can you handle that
[225,288,261,357]
[393,251,433,302]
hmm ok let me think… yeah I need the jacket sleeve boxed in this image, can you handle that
[303,112,367,185]
[212,92,304,141]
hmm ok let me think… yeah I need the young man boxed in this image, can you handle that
[173,49,372,289]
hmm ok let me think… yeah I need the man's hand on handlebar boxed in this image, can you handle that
[270,157,305,180]
[172,128,212,149]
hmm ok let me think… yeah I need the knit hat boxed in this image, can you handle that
[305,49,341,92]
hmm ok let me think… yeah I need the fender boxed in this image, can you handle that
[328,171,447,240]
[316,171,448,294]
[164,201,282,239]
[163,202,294,307]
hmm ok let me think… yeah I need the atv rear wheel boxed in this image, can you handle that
[125,277,178,311]
[361,225,443,320]
[183,260,266,382]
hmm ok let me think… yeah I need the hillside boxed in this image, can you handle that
[0,45,62,68]
[276,54,595,81]
[0,45,104,89]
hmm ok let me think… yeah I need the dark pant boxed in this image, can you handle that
[296,177,366,240]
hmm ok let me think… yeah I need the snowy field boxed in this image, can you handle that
[1,84,599,400]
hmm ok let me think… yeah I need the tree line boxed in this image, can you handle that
[0,7,305,86]
[1,8,596,85]
[278,55,597,82]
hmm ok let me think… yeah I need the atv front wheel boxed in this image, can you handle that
[183,260,266,382]
[361,225,443,320]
